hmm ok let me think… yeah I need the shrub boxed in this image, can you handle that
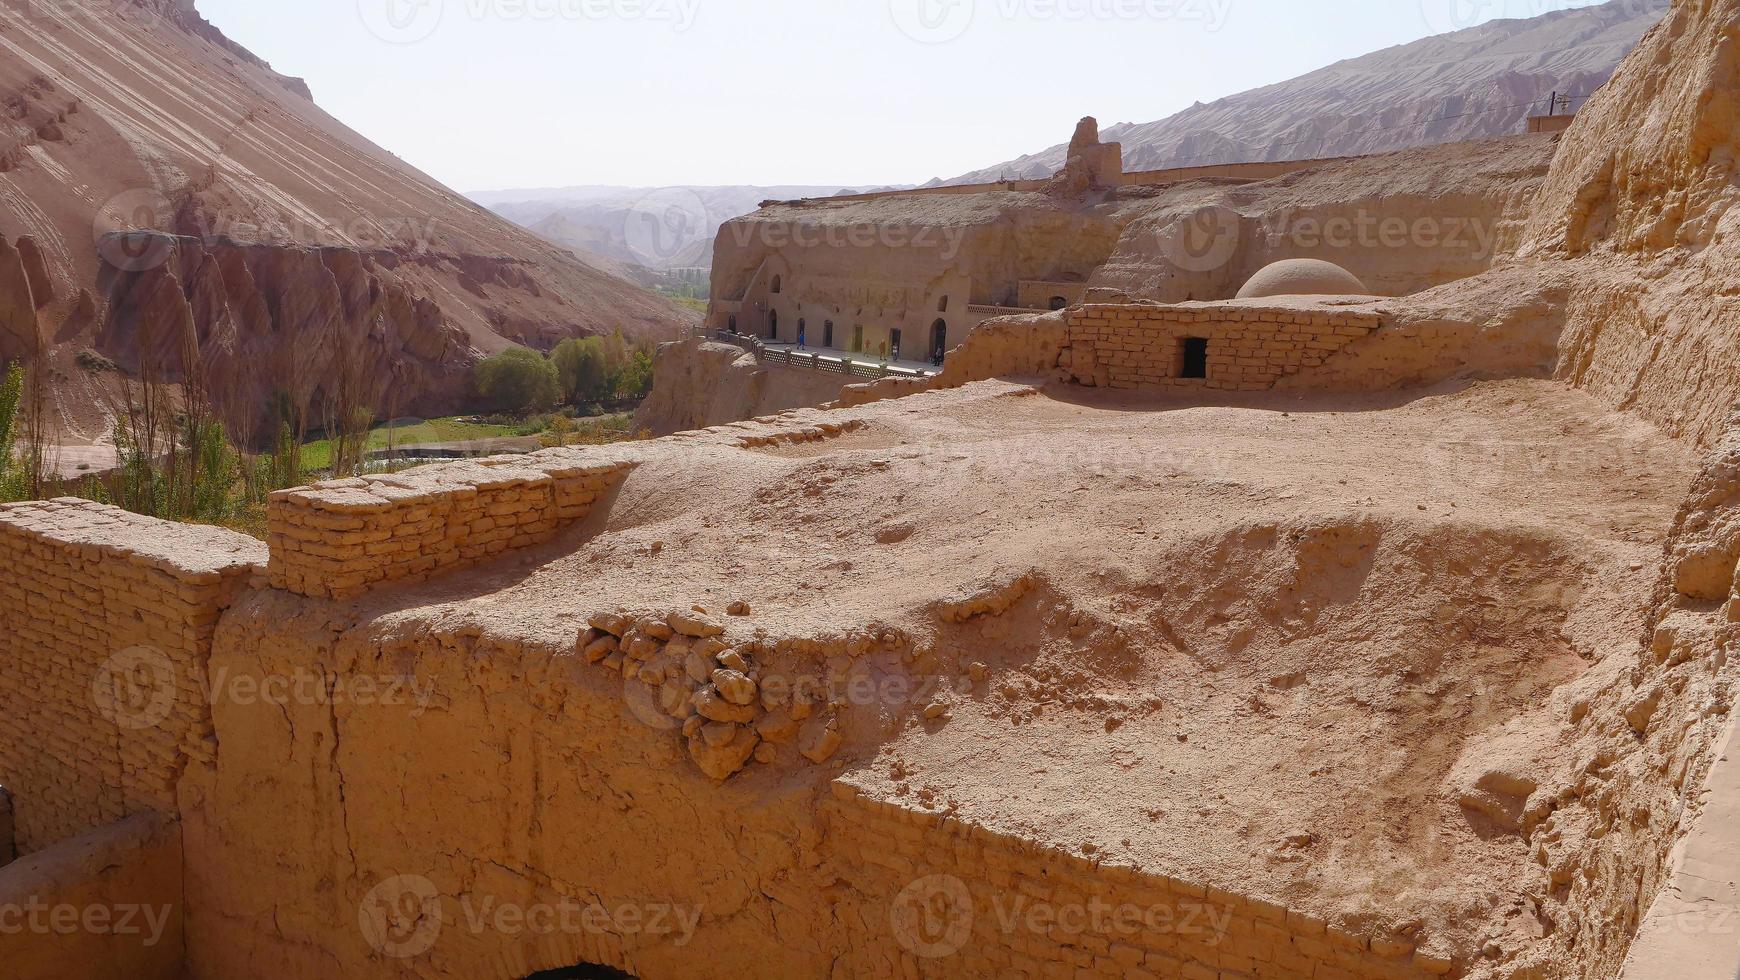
[474,347,559,414]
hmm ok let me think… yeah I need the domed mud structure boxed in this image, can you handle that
[1236,258,1370,299]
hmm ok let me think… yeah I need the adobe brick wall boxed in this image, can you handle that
[0,500,264,854]
[1061,303,1384,392]
[839,302,1386,409]
[826,785,1452,980]
[267,450,636,600]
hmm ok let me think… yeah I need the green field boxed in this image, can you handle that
[299,418,523,472]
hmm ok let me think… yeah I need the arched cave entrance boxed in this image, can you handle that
[930,319,948,363]
[522,966,635,979]
[1049,296,1069,311]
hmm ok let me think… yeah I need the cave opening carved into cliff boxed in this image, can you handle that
[523,965,635,979]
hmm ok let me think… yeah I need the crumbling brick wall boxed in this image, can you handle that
[826,785,1452,979]
[840,302,1385,408]
[1061,304,1383,391]
[0,499,264,853]
[267,450,635,600]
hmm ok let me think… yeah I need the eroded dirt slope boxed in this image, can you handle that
[0,0,693,442]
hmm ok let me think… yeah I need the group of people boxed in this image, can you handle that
[793,325,944,367]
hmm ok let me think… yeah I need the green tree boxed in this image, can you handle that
[475,347,559,414]
[615,349,655,401]
[0,362,23,501]
[551,337,612,405]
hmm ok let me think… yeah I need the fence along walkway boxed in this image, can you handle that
[713,332,938,380]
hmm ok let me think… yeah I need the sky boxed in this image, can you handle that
[195,0,1622,194]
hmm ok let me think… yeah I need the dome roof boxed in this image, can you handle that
[1236,259,1370,299]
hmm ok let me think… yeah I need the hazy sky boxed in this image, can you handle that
[196,0,1619,193]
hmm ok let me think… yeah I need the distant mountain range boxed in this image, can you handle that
[470,185,913,283]
[941,0,1668,185]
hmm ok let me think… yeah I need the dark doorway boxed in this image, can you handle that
[727,315,737,334]
[852,325,864,353]
[823,320,834,348]
[889,328,903,362]
[768,310,778,340]
[930,319,948,363]
[798,318,807,348]
[523,966,634,980]
[1049,296,1068,311]
[1180,337,1209,379]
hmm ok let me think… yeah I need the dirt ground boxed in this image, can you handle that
[362,376,1695,961]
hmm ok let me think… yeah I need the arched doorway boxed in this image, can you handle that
[930,319,948,364]
[768,310,778,340]
[770,275,782,294]
[1049,296,1068,311]
[523,966,634,979]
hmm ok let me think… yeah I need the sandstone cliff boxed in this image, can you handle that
[0,0,694,443]
[1518,0,1740,446]
[947,0,1667,184]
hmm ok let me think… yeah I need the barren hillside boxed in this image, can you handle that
[0,0,694,444]
[947,0,1667,184]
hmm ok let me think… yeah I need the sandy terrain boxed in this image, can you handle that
[350,375,1694,963]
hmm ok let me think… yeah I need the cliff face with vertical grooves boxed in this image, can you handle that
[0,0,693,442]
[1517,0,1740,447]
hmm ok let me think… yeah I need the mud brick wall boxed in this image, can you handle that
[0,500,265,854]
[1062,304,1383,391]
[827,785,1454,979]
[267,450,637,600]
